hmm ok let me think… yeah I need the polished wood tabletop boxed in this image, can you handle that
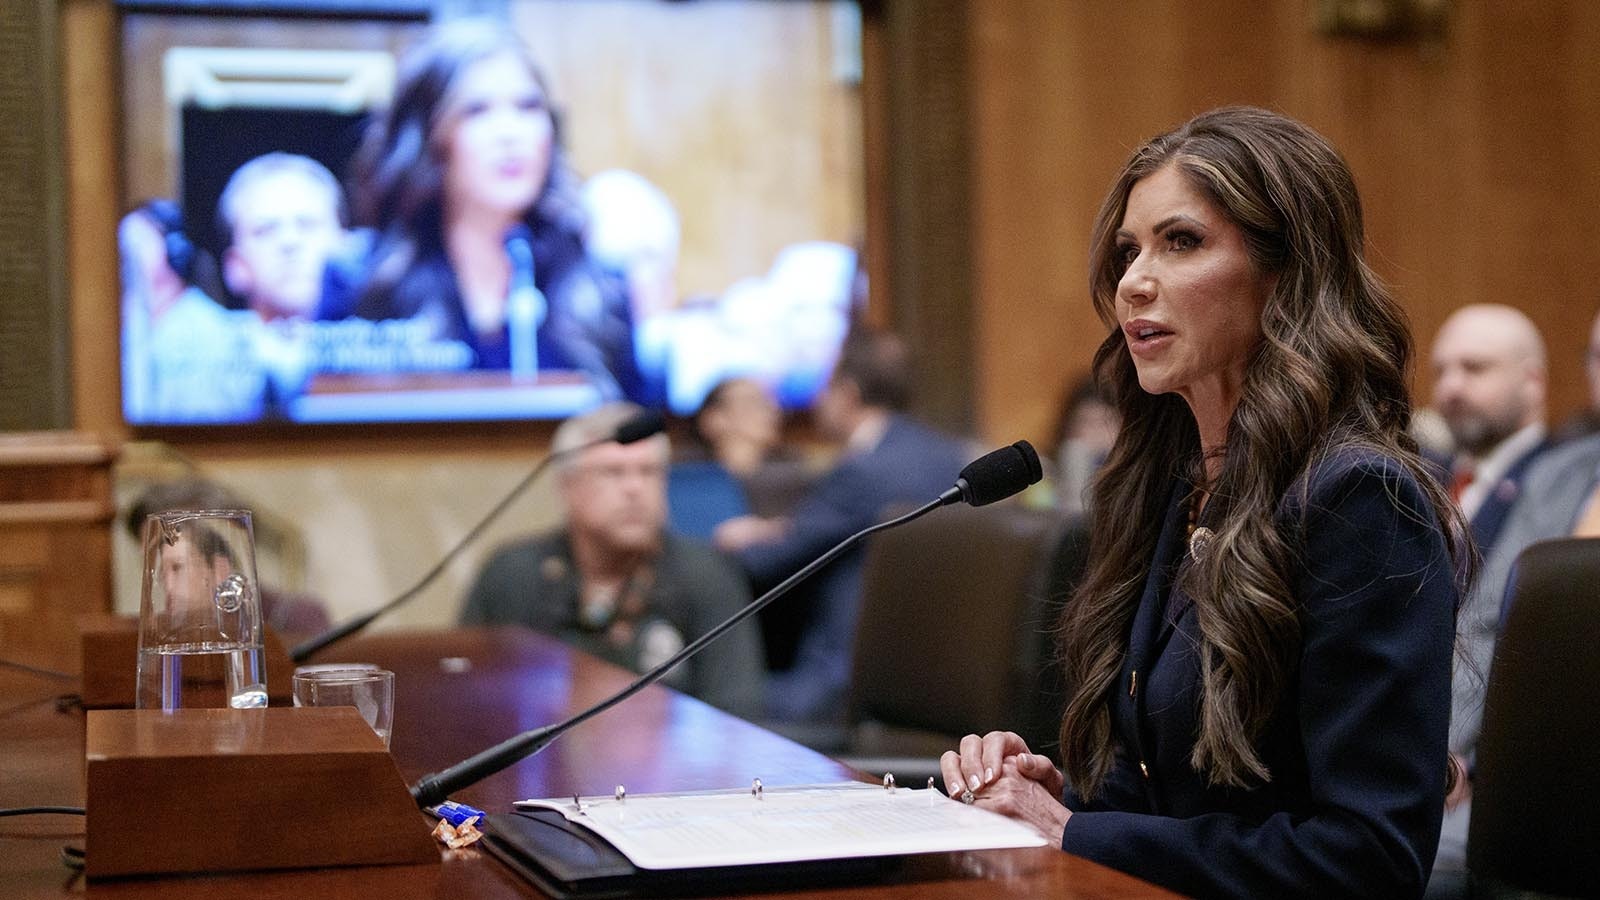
[0,627,1174,898]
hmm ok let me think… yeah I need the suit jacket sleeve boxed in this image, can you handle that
[735,462,879,587]
[1060,459,1457,899]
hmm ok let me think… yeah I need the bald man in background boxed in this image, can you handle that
[1430,303,1549,554]
[1426,303,1551,898]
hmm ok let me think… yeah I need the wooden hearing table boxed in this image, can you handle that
[0,627,1172,898]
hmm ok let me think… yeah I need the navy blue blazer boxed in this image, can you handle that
[1060,449,1457,899]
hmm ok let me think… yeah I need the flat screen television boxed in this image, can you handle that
[116,0,865,426]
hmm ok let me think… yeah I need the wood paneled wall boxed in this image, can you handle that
[0,432,117,668]
[967,0,1600,447]
[46,1,1600,623]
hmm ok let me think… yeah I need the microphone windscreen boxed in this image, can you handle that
[957,440,1043,507]
[613,409,666,445]
[504,224,534,263]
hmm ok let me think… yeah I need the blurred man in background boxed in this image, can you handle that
[217,153,355,414]
[715,331,969,723]
[119,200,260,422]
[461,402,764,718]
[1429,303,1548,553]
[218,152,349,323]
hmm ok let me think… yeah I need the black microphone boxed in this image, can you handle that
[289,409,666,663]
[409,440,1043,808]
[940,440,1042,507]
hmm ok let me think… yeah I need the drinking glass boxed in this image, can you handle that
[135,509,268,711]
[292,662,379,678]
[292,668,395,748]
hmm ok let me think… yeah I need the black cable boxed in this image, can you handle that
[0,807,86,818]
[0,658,75,680]
[288,415,663,662]
[0,693,75,720]
[289,453,556,661]
[0,807,88,871]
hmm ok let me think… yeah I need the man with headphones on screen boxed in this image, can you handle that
[119,199,263,423]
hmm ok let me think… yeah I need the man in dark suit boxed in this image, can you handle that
[715,331,970,722]
[1426,303,1549,896]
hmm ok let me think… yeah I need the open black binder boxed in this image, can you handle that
[482,809,900,899]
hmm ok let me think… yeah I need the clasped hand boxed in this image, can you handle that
[938,730,1071,845]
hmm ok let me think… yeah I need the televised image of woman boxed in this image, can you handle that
[349,18,643,401]
[939,107,1469,898]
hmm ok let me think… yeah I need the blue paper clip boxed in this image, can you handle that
[433,800,486,826]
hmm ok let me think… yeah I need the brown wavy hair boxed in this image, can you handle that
[1058,107,1470,797]
[349,18,587,319]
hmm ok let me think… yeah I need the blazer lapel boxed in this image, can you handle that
[1128,479,1193,675]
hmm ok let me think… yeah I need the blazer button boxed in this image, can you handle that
[1139,760,1150,779]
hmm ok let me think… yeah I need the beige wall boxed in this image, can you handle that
[111,448,565,627]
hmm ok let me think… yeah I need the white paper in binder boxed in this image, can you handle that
[514,780,1049,871]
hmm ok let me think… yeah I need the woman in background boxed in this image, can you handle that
[350,18,641,400]
[1048,374,1120,518]
[940,107,1468,898]
[667,376,814,541]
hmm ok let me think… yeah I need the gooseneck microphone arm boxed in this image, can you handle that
[408,439,1043,808]
[290,411,666,664]
[410,496,944,808]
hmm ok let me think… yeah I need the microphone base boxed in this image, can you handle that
[410,725,559,809]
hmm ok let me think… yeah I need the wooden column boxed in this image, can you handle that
[0,431,118,669]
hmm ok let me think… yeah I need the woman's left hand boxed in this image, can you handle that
[971,757,1072,845]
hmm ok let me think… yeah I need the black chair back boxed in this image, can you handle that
[1468,537,1600,898]
[847,503,1059,747]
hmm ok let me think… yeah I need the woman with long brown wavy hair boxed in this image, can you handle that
[940,107,1469,898]
[349,18,641,401]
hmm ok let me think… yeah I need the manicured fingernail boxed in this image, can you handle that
[985,767,994,782]
[968,774,981,791]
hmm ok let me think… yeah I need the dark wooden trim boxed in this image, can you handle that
[871,0,976,434]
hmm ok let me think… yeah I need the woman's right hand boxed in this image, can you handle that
[939,730,1062,800]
